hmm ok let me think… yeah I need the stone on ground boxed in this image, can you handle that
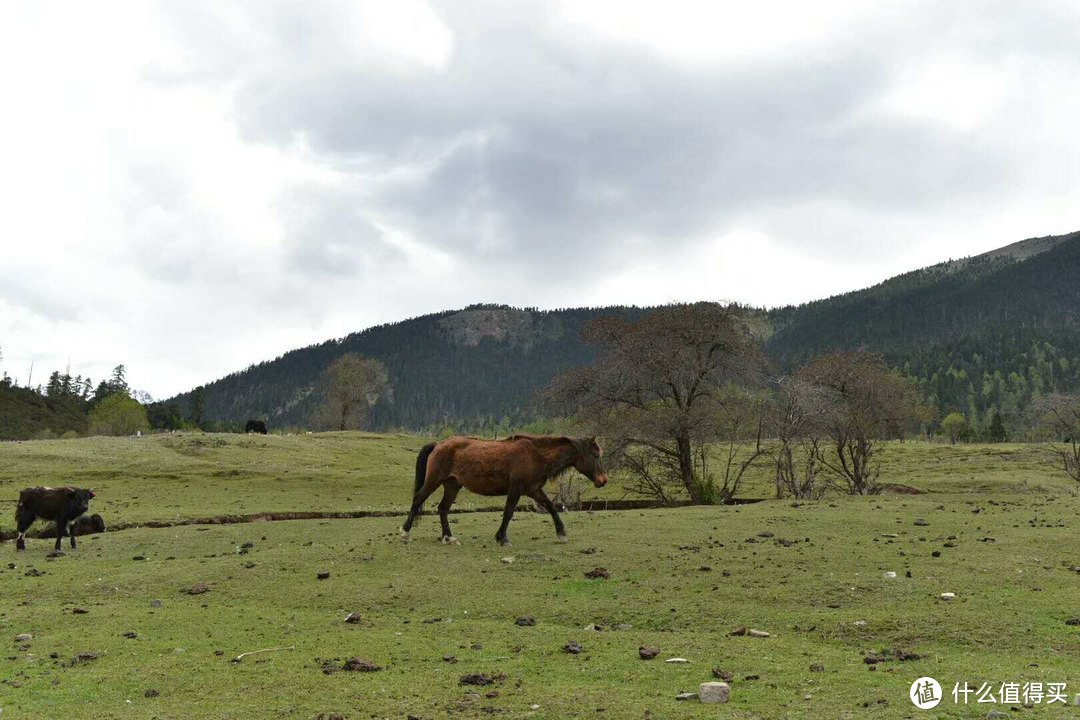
[699,681,731,704]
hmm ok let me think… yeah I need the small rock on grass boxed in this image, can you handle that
[940,592,956,600]
[699,682,731,704]
[712,668,733,681]
[15,633,33,642]
[144,689,160,698]
[1065,618,1080,626]
[747,629,769,638]
[501,557,514,564]
[665,657,690,664]
[344,613,362,624]
[316,571,331,580]
[675,692,698,701]
[639,646,661,660]
[515,616,536,627]
[187,583,210,595]
[809,663,824,672]
[562,641,583,654]
[584,567,610,580]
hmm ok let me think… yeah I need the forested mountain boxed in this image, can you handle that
[165,230,1080,435]
[767,230,1080,431]
[169,306,646,433]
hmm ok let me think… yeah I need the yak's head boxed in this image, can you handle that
[573,437,608,488]
[69,488,95,515]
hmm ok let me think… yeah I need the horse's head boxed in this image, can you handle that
[573,437,608,488]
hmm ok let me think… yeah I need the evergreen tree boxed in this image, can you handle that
[189,385,206,428]
[988,411,1007,442]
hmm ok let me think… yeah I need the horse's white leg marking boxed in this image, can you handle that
[556,534,569,544]
[441,535,460,545]
[400,527,411,543]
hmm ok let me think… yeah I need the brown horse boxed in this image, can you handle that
[401,435,608,547]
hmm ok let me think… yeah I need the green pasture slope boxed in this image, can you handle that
[1,433,1079,719]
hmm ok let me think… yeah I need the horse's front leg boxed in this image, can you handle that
[70,518,78,549]
[528,488,567,543]
[494,486,521,548]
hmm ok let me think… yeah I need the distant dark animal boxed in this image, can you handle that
[245,420,268,434]
[72,512,106,536]
[35,513,106,539]
[401,435,608,547]
[15,487,96,552]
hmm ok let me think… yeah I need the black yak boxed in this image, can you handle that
[244,420,268,434]
[15,487,96,552]
[36,513,106,539]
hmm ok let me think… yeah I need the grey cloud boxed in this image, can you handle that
[277,185,407,277]
[186,0,1040,286]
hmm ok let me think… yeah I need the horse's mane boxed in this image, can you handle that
[503,434,580,451]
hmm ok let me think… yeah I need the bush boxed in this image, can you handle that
[88,393,150,437]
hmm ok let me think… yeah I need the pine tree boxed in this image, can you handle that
[988,411,1007,443]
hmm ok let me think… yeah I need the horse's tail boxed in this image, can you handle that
[411,442,437,521]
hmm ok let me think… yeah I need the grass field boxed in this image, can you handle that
[1,433,1079,719]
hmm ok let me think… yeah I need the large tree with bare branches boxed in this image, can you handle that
[795,351,929,495]
[770,377,837,499]
[545,303,766,504]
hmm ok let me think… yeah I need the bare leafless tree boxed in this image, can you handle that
[770,377,835,499]
[545,303,766,504]
[711,387,769,503]
[796,351,929,495]
[1033,393,1080,482]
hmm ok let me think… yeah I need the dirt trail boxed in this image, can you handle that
[0,497,768,542]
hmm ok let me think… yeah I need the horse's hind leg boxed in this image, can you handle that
[438,482,461,544]
[401,479,441,543]
[528,488,568,543]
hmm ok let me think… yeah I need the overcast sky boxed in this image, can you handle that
[1,1,1079,399]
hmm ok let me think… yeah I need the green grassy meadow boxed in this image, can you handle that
[1,433,1079,719]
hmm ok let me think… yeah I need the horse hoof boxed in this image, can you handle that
[556,535,569,544]
[400,529,411,544]
[441,535,460,545]
[498,540,512,548]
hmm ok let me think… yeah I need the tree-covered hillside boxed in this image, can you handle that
[169,306,645,432]
[163,230,1080,435]
[767,230,1080,432]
